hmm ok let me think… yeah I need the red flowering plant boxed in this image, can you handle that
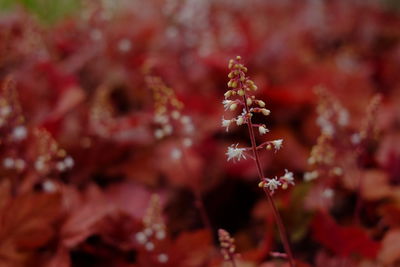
[0,1,400,266]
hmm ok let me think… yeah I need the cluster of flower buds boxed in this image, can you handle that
[303,88,361,182]
[33,128,74,174]
[258,169,295,194]
[0,78,74,178]
[222,57,285,160]
[315,86,349,137]
[147,76,194,148]
[304,133,343,182]
[0,78,27,173]
[134,194,169,264]
[218,229,237,263]
[222,57,270,134]
[0,77,27,144]
[355,94,382,145]
[90,84,114,138]
[222,56,295,193]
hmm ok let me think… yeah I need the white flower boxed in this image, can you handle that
[280,169,295,186]
[264,177,281,193]
[222,100,238,111]
[43,180,57,193]
[157,253,169,263]
[271,139,283,150]
[222,117,232,131]
[181,116,191,124]
[12,126,27,141]
[3,157,14,169]
[64,156,74,168]
[236,116,244,126]
[154,129,164,139]
[171,110,181,119]
[171,148,182,160]
[226,144,246,162]
[222,100,233,110]
[145,241,155,251]
[258,125,269,135]
[322,188,334,199]
[135,232,147,244]
[338,109,349,126]
[183,137,193,147]
[303,170,319,181]
[118,38,131,52]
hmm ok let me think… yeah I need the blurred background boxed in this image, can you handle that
[0,0,400,266]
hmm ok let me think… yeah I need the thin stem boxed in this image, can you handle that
[181,149,213,233]
[229,256,238,267]
[353,147,364,224]
[242,95,296,267]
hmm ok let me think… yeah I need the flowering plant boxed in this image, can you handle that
[222,56,296,266]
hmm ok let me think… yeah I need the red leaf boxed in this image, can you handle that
[312,212,381,258]
[0,192,62,264]
[60,185,116,248]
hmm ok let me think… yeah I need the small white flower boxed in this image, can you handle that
[258,125,269,135]
[56,161,66,172]
[184,123,195,134]
[163,124,173,135]
[135,232,147,244]
[222,100,233,110]
[181,116,191,124]
[3,157,14,169]
[280,169,295,186]
[222,117,232,131]
[144,228,153,236]
[171,148,182,160]
[271,139,283,150]
[264,177,281,193]
[338,110,349,126]
[236,116,244,126]
[351,133,361,145]
[90,29,102,41]
[154,129,164,139]
[183,137,193,147]
[0,106,11,116]
[12,126,27,141]
[303,170,319,181]
[35,157,46,172]
[145,241,155,251]
[157,253,169,263]
[118,38,132,53]
[43,180,57,193]
[14,159,25,171]
[156,230,166,240]
[154,115,169,124]
[322,188,334,199]
[171,110,180,119]
[226,144,246,162]
[64,156,74,168]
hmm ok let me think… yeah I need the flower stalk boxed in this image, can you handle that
[222,56,296,267]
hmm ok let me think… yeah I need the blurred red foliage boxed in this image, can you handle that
[0,0,400,266]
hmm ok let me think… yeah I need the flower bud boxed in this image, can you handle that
[261,108,270,116]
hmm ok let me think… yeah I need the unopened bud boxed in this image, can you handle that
[246,98,252,106]
[257,100,265,107]
[261,109,270,116]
